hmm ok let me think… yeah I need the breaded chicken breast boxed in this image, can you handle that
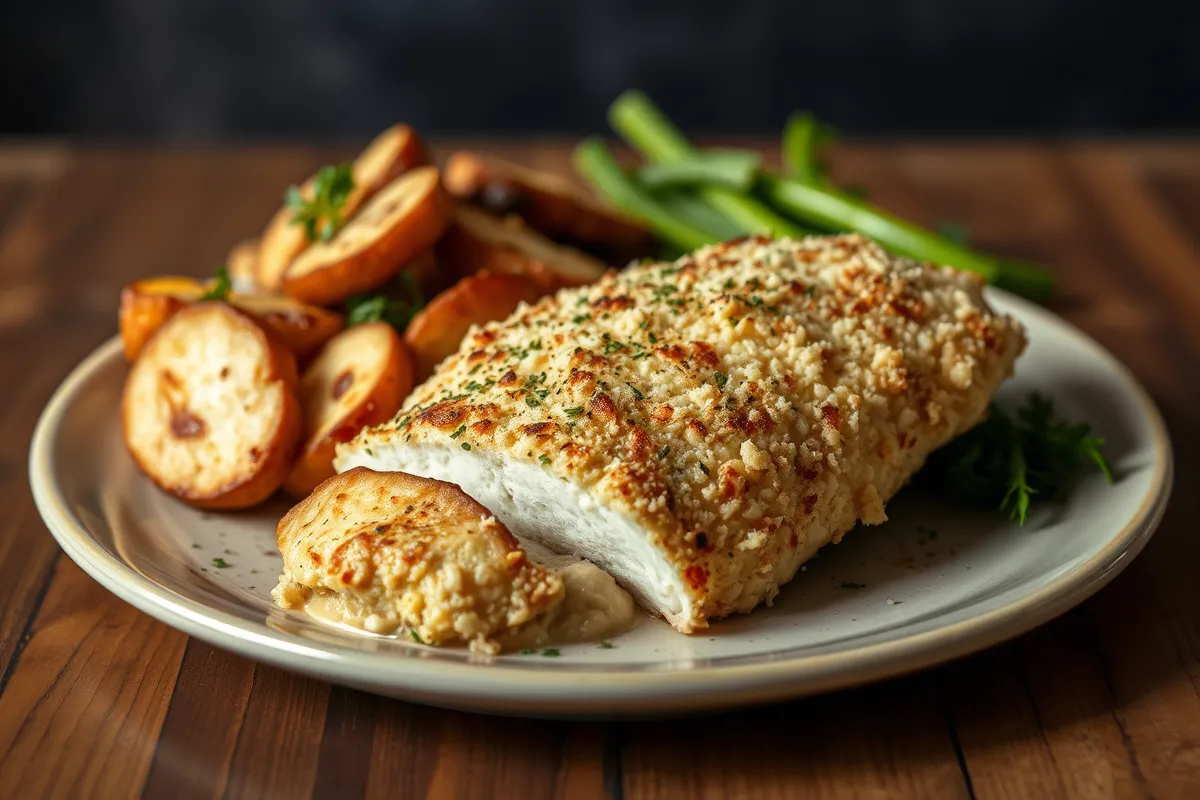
[337,235,1025,633]
[273,468,564,652]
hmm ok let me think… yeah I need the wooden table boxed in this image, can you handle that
[1,141,1198,799]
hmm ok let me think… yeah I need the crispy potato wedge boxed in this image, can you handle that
[118,276,343,362]
[227,238,260,294]
[119,276,208,360]
[273,468,563,651]
[404,270,540,380]
[122,303,302,509]
[282,166,452,306]
[285,323,414,496]
[256,124,431,292]
[444,152,654,262]
[443,206,607,289]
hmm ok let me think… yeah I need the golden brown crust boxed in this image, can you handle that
[281,166,452,306]
[345,234,1026,631]
[285,323,415,496]
[273,468,564,650]
[444,152,653,262]
[122,302,302,509]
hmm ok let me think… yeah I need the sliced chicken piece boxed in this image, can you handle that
[337,234,1026,633]
[272,468,564,652]
[285,323,415,496]
[123,302,301,509]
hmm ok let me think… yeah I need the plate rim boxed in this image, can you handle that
[29,291,1174,716]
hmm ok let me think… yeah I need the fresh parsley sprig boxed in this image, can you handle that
[926,392,1113,525]
[198,266,232,301]
[344,273,424,331]
[286,163,355,242]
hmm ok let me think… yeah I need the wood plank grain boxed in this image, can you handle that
[875,142,1193,800]
[0,149,347,795]
[223,666,330,799]
[622,676,968,799]
[1065,146,1200,360]
[0,154,131,693]
[422,710,576,800]
[555,724,612,800]
[312,685,378,798]
[141,641,257,799]
[4,142,1199,800]
[929,143,1200,798]
[0,559,187,797]
[364,697,441,799]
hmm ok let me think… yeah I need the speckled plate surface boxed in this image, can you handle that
[30,291,1172,718]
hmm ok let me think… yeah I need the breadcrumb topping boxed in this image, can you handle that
[273,469,563,651]
[344,234,1025,631]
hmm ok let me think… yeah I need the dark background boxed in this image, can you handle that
[4,0,1198,141]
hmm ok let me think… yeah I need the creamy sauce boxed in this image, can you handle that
[500,561,639,649]
[298,588,404,635]
[280,557,640,649]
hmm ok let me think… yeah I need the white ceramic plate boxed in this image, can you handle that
[30,291,1172,718]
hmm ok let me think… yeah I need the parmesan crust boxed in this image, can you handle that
[273,469,563,652]
[338,234,1026,632]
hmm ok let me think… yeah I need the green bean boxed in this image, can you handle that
[636,150,761,192]
[652,189,744,241]
[782,111,835,184]
[609,91,810,239]
[761,176,1054,299]
[572,138,717,253]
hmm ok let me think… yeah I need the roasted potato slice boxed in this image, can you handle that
[444,152,654,263]
[118,276,343,361]
[272,468,564,651]
[119,276,208,360]
[227,238,260,295]
[256,124,431,292]
[404,271,540,380]
[282,166,451,306]
[284,323,414,496]
[443,206,607,289]
[122,303,302,509]
[436,212,563,294]
[232,294,345,361]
